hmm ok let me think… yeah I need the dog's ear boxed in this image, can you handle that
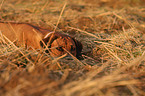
[71,38,83,58]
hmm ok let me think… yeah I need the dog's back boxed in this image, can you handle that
[0,22,43,49]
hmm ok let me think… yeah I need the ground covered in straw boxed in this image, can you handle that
[0,0,145,96]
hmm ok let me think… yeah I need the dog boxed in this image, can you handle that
[0,22,82,58]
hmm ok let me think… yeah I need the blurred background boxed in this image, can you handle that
[0,0,145,96]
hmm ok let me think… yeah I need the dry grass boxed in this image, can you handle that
[0,0,145,96]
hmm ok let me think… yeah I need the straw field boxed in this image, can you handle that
[0,0,145,96]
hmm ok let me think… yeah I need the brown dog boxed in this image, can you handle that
[0,22,82,58]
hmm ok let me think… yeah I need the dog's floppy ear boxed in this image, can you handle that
[71,38,83,58]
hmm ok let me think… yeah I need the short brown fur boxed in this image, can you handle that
[0,22,82,58]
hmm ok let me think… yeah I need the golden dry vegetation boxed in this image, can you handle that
[0,0,145,96]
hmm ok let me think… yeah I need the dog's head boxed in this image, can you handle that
[40,32,82,58]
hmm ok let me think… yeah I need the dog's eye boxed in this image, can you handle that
[56,47,64,51]
[71,45,75,51]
